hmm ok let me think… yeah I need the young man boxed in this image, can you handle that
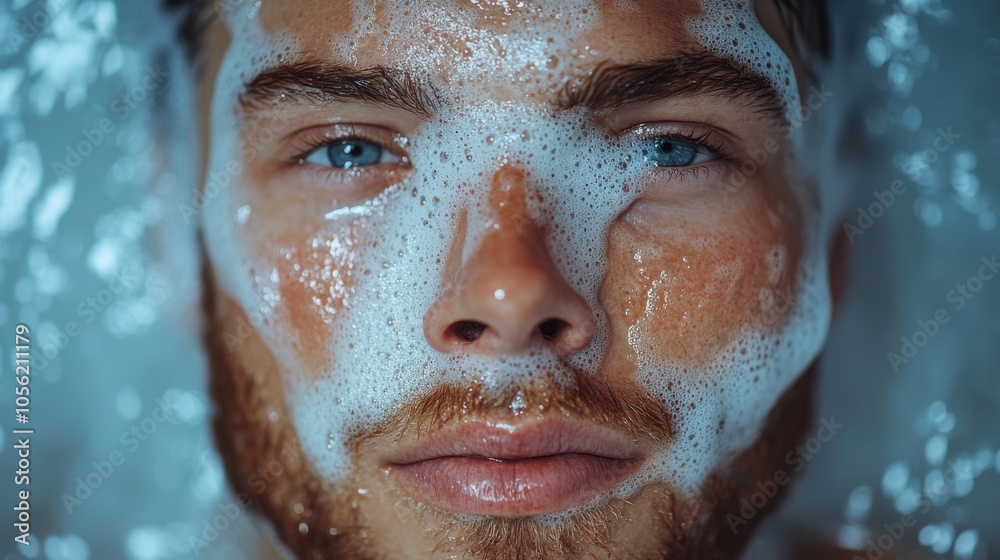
[167,0,844,558]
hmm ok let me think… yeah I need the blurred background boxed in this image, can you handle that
[0,0,997,559]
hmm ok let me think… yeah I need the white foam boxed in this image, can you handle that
[688,0,803,130]
[201,0,298,347]
[335,0,597,91]
[624,245,831,497]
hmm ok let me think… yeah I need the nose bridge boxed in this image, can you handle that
[425,163,595,357]
[481,164,544,265]
[463,165,559,337]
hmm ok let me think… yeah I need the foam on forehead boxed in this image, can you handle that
[336,0,598,97]
[339,0,804,130]
[688,0,802,123]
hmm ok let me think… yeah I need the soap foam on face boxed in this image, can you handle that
[688,0,802,126]
[336,0,598,94]
[201,0,298,335]
[200,0,831,515]
[287,100,648,479]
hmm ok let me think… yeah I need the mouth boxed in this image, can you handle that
[384,418,648,516]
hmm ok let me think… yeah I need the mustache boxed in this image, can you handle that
[358,368,674,445]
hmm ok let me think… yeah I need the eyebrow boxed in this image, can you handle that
[239,52,785,121]
[239,60,438,117]
[557,51,786,120]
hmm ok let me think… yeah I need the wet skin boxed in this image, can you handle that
[196,1,839,558]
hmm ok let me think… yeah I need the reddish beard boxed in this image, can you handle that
[201,258,818,560]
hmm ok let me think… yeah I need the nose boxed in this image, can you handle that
[424,165,595,357]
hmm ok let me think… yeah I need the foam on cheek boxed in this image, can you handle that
[602,229,828,499]
[620,246,831,499]
[200,3,300,360]
[688,0,801,127]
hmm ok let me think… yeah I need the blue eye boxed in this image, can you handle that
[644,138,711,168]
[307,139,395,169]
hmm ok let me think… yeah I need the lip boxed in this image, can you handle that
[384,418,648,516]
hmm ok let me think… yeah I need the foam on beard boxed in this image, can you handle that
[199,0,831,512]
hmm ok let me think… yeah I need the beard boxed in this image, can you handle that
[201,259,818,560]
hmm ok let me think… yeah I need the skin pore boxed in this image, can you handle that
[195,1,835,558]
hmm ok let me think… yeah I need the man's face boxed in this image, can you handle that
[197,0,832,558]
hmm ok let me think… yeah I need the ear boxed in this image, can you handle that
[827,220,852,316]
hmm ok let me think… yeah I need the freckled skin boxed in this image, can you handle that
[197,1,838,558]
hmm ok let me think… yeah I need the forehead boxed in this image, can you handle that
[244,0,805,113]
[255,0,776,83]
[260,0,703,50]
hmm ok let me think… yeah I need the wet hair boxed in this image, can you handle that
[771,0,833,63]
[164,0,831,68]
[162,0,216,64]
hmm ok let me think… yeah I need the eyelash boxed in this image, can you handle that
[662,130,735,162]
[287,126,407,170]
[286,126,738,181]
[633,128,739,181]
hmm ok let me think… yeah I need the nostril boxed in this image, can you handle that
[538,319,568,341]
[448,321,487,343]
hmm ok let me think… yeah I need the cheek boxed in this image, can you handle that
[603,190,804,366]
[246,211,363,379]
